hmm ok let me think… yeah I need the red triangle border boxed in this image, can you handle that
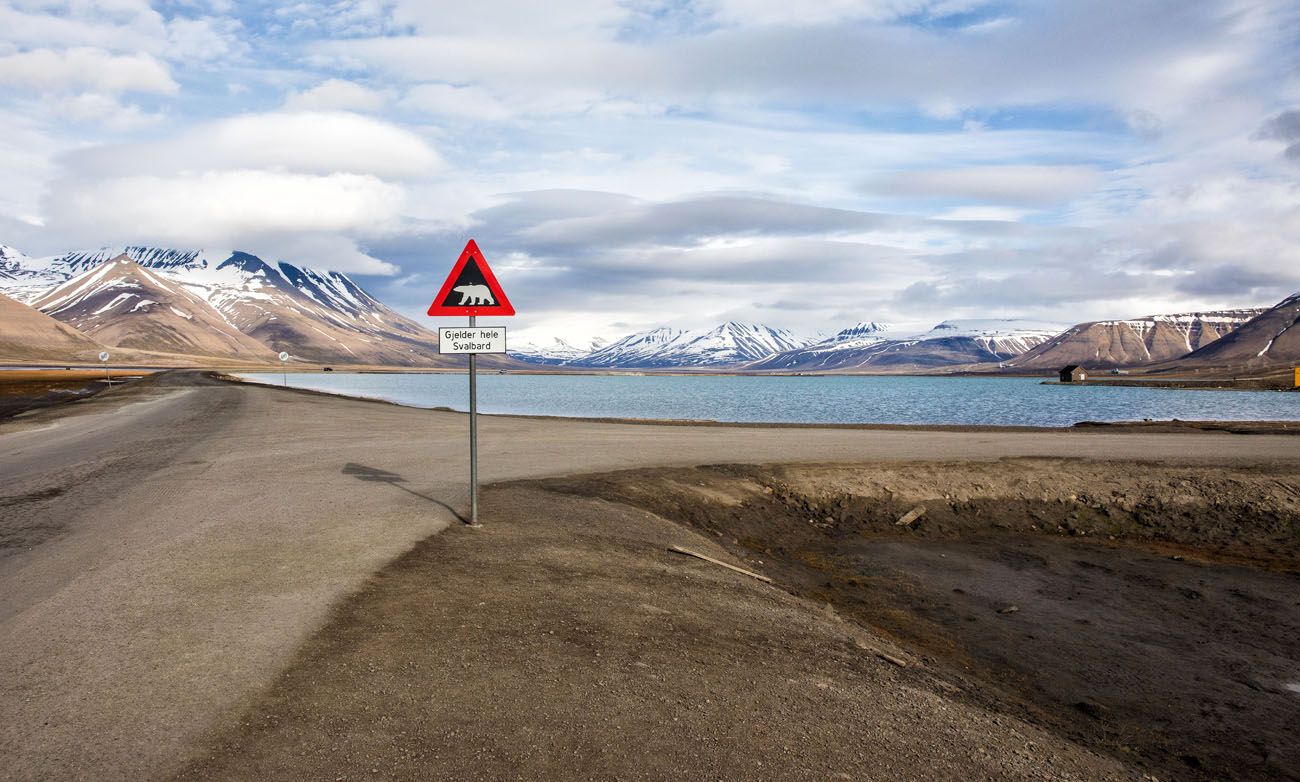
[427,239,515,317]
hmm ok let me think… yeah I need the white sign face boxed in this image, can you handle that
[439,326,507,354]
[278,351,290,362]
[98,351,110,362]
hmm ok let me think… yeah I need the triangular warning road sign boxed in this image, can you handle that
[427,239,515,317]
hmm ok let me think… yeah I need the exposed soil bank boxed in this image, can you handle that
[0,369,152,418]
[178,482,1137,782]
[539,460,1300,782]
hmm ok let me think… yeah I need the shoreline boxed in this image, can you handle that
[223,371,1300,435]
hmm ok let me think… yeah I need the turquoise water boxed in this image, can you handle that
[238,372,1300,427]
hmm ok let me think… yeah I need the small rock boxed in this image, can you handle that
[997,605,1020,614]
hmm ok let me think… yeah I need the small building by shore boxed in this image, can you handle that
[1060,365,1088,383]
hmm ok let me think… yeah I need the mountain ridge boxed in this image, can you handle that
[1006,310,1267,370]
[1,244,450,366]
[2,242,1291,375]
[1154,295,1300,371]
[746,319,1065,372]
[31,255,277,360]
[572,322,812,368]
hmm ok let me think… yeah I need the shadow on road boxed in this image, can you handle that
[342,463,469,524]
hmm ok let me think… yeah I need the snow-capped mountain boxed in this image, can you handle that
[828,322,892,343]
[1,245,210,303]
[1007,310,1266,369]
[0,245,50,301]
[748,319,1065,371]
[0,244,27,274]
[1163,295,1299,370]
[32,255,275,359]
[921,319,1066,355]
[567,327,683,367]
[508,336,609,365]
[572,322,812,368]
[0,244,450,365]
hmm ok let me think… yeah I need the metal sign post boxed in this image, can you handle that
[428,239,514,527]
[99,351,110,384]
[468,315,478,525]
[279,351,289,386]
[439,322,506,527]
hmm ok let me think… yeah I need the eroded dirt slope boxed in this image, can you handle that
[178,482,1139,782]
[540,459,1300,782]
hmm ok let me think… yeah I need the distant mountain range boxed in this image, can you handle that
[1004,311,1266,370]
[2,242,1297,375]
[745,320,1064,372]
[509,336,610,365]
[0,244,490,366]
[508,303,1299,374]
[568,322,811,368]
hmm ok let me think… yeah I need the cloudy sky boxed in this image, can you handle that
[2,0,1299,342]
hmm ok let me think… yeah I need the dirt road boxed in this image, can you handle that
[2,371,1298,780]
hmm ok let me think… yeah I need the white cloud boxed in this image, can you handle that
[254,233,400,276]
[873,165,1105,206]
[936,206,1034,221]
[165,16,244,61]
[45,170,406,249]
[68,111,444,178]
[702,0,963,27]
[386,0,626,35]
[0,2,243,63]
[284,79,391,112]
[0,47,177,94]
[30,111,439,274]
[400,83,512,121]
[54,92,164,130]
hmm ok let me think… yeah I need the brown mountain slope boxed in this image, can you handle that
[32,256,277,361]
[1162,293,1300,371]
[1007,310,1264,370]
[0,291,105,362]
[181,252,456,365]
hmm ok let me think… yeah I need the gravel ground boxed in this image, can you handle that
[179,483,1142,782]
[3,371,1297,780]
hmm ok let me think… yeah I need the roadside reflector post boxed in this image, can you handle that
[428,239,514,527]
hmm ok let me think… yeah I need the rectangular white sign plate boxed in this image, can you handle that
[439,326,507,354]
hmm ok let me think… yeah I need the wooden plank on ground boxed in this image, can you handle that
[669,545,772,583]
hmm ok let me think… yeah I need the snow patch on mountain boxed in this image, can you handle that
[747,318,1066,371]
[914,319,1067,354]
[509,336,610,365]
[575,322,812,368]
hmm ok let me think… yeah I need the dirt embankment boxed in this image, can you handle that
[539,460,1300,782]
[178,478,1141,782]
[0,369,154,418]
